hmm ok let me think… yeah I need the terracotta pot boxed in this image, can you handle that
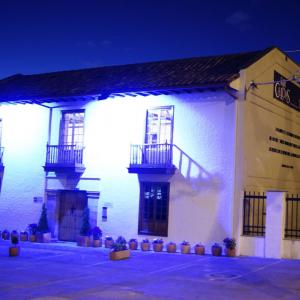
[109,249,130,260]
[141,242,150,251]
[77,235,91,247]
[9,246,20,257]
[224,248,236,257]
[211,245,222,256]
[2,232,10,240]
[194,245,205,255]
[167,244,177,253]
[129,241,138,250]
[153,243,163,252]
[93,239,102,247]
[181,244,191,254]
[37,232,51,243]
[29,234,37,242]
[104,239,114,248]
[20,233,28,242]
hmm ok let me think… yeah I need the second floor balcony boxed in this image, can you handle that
[43,144,85,173]
[128,143,176,175]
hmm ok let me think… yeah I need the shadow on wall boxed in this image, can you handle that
[172,145,223,195]
[170,145,228,244]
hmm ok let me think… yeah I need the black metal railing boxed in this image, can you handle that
[243,191,266,236]
[46,144,84,165]
[130,143,173,166]
[285,194,300,239]
[0,147,3,164]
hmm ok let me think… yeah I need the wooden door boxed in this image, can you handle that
[58,190,87,241]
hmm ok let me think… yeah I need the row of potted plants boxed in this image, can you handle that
[0,204,51,244]
[76,207,237,257]
[107,237,236,260]
[88,236,236,257]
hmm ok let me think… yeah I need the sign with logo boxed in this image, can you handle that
[273,71,300,111]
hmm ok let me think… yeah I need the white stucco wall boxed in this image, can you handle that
[0,104,48,231]
[47,91,236,248]
[0,90,236,250]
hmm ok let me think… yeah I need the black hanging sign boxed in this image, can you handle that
[273,71,300,111]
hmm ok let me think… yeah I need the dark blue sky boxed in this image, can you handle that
[0,0,300,79]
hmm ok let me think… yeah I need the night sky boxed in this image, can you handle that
[0,0,300,79]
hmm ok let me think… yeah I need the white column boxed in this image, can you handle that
[265,191,286,258]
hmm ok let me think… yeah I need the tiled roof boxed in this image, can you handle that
[0,47,275,103]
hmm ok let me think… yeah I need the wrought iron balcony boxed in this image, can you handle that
[43,144,85,173]
[128,143,176,174]
[0,147,4,171]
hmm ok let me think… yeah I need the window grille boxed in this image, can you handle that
[243,191,266,236]
[285,194,300,239]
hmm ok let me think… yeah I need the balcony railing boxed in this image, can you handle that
[44,144,85,173]
[129,143,175,174]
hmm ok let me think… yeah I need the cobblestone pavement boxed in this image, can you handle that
[1,240,300,300]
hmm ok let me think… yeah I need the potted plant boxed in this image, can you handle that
[2,229,10,240]
[181,241,191,254]
[153,238,164,252]
[104,236,114,248]
[11,230,19,239]
[91,226,102,247]
[20,230,29,242]
[9,235,20,257]
[166,241,177,253]
[129,238,138,250]
[109,236,130,260]
[141,238,150,251]
[211,243,222,256]
[223,237,236,257]
[28,224,38,242]
[194,243,205,255]
[77,207,91,247]
[37,204,51,243]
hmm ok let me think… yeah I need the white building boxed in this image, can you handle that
[0,46,300,258]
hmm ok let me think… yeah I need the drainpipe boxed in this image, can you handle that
[48,107,53,144]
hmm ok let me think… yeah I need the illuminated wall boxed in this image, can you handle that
[44,90,237,247]
[237,48,300,258]
[0,104,48,230]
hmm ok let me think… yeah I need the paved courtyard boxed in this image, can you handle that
[0,240,300,300]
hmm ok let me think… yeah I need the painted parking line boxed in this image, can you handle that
[148,257,210,275]
[225,259,283,281]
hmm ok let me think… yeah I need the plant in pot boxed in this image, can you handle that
[28,224,38,242]
[194,243,205,255]
[223,237,236,257]
[11,230,19,239]
[153,238,164,252]
[128,238,138,250]
[211,243,222,256]
[20,230,28,242]
[77,207,91,247]
[104,236,114,248]
[166,241,177,253]
[109,236,130,260]
[91,226,102,247]
[37,203,51,243]
[9,235,20,257]
[181,241,191,254]
[141,238,150,251]
[2,229,10,240]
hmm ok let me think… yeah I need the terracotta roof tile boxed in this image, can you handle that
[0,47,274,102]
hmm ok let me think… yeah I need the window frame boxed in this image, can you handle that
[138,181,170,237]
[144,106,174,145]
[59,109,85,147]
